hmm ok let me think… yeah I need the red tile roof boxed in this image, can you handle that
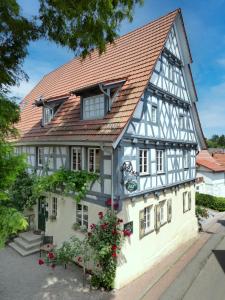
[197,150,225,172]
[16,9,180,144]
[213,153,225,168]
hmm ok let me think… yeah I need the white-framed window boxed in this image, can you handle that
[139,205,153,238]
[183,150,189,169]
[88,148,100,173]
[83,94,105,120]
[38,147,44,166]
[179,114,185,130]
[156,150,164,173]
[139,149,149,174]
[43,107,54,125]
[71,147,82,171]
[52,197,57,216]
[183,191,191,213]
[151,105,157,123]
[76,204,88,227]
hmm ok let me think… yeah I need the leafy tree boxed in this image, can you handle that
[0,94,28,246]
[206,134,225,148]
[0,0,37,89]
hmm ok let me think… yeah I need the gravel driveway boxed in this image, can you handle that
[0,247,112,300]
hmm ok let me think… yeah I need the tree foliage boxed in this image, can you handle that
[0,0,37,89]
[206,134,225,148]
[39,0,143,56]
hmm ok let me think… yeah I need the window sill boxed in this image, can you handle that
[160,221,167,227]
[140,228,154,239]
[157,172,165,175]
[140,173,150,177]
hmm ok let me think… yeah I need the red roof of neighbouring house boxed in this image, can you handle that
[16,9,181,144]
[213,153,225,168]
[197,150,225,172]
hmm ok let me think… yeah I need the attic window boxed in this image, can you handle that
[43,107,54,125]
[83,95,105,120]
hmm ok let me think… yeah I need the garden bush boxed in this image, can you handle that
[196,192,225,211]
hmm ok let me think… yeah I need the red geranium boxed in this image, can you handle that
[98,212,103,219]
[105,198,112,206]
[100,223,108,230]
[117,218,123,223]
[38,259,44,265]
[112,252,117,258]
[111,245,117,251]
[90,223,96,230]
[123,229,132,237]
[112,229,118,235]
[47,252,55,259]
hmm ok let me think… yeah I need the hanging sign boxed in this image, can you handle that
[125,180,138,192]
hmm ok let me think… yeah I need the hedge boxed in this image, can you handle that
[196,192,225,211]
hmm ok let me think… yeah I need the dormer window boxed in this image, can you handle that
[43,107,54,125]
[83,95,105,120]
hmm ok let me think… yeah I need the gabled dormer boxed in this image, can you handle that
[35,96,68,126]
[72,79,126,121]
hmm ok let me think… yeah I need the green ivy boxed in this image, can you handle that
[0,206,28,248]
[33,168,99,202]
[9,170,37,211]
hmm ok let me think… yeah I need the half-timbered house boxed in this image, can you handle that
[13,9,206,288]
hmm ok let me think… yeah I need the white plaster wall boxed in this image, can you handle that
[114,184,198,289]
[45,194,105,246]
[197,169,225,197]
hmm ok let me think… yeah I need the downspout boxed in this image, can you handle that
[111,149,114,211]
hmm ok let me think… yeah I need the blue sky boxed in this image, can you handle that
[11,0,225,138]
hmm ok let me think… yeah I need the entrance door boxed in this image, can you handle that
[38,197,46,231]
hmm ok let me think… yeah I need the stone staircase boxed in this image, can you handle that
[9,232,42,256]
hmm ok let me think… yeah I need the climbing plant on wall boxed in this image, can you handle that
[32,168,99,202]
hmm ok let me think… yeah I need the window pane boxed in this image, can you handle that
[83,95,105,120]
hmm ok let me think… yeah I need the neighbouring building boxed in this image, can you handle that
[196,150,225,197]
[13,9,206,288]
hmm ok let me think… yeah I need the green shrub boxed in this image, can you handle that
[195,206,208,218]
[196,192,225,211]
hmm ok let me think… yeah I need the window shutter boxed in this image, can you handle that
[167,199,172,222]
[155,205,161,231]
[183,192,185,213]
[188,191,192,210]
[139,210,145,239]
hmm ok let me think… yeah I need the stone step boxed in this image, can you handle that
[19,232,42,244]
[9,242,40,256]
[14,237,41,251]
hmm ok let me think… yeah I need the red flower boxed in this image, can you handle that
[51,264,56,269]
[98,212,103,219]
[111,245,117,251]
[112,252,117,258]
[114,202,119,210]
[117,218,123,223]
[112,229,117,235]
[78,256,82,263]
[90,223,96,230]
[47,252,55,259]
[105,198,112,206]
[100,223,108,230]
[38,259,44,265]
[123,229,132,237]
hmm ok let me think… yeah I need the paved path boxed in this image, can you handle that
[0,247,111,300]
